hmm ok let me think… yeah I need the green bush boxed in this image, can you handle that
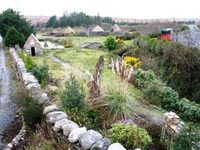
[161,86,179,110]
[177,98,200,122]
[108,123,152,149]
[61,38,74,48]
[173,126,200,150]
[60,75,85,110]
[31,64,52,86]
[134,69,157,88]
[65,108,101,129]
[19,52,36,71]
[104,36,117,51]
[4,26,25,47]
[144,84,164,106]
[23,97,43,130]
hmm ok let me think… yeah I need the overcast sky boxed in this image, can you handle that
[0,0,200,19]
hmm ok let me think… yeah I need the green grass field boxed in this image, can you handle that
[34,34,164,119]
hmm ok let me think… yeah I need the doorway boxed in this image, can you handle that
[31,47,36,56]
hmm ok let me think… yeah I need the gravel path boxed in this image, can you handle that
[0,38,16,148]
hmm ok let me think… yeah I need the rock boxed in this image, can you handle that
[46,111,68,124]
[6,143,13,149]
[43,105,59,115]
[134,148,141,150]
[38,92,49,103]
[90,138,111,150]
[79,130,103,149]
[26,83,40,90]
[107,143,126,150]
[80,42,102,49]
[53,119,73,132]
[62,121,79,137]
[68,127,87,143]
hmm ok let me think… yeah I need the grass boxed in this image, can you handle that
[37,34,107,47]
[37,34,133,48]
[35,34,164,123]
[31,56,66,79]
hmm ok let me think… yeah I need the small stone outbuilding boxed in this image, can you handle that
[111,24,121,32]
[23,33,43,56]
[92,25,104,32]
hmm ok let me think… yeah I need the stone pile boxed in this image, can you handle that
[9,48,49,104]
[43,104,128,150]
[163,112,183,135]
[7,48,127,150]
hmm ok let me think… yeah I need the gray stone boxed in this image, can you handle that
[107,143,126,150]
[26,83,40,90]
[80,42,102,49]
[90,138,111,150]
[79,130,103,149]
[38,92,49,103]
[53,119,73,132]
[62,121,79,137]
[46,111,68,124]
[43,105,59,115]
[68,127,87,143]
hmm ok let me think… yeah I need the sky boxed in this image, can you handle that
[0,0,200,19]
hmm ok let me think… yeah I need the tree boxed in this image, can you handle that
[4,27,25,47]
[0,8,34,47]
[46,16,58,28]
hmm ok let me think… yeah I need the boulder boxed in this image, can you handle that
[80,42,102,49]
[46,111,68,124]
[107,143,126,150]
[79,130,103,149]
[62,121,79,137]
[90,138,111,150]
[38,92,49,104]
[53,119,72,132]
[43,105,59,115]
[68,127,87,143]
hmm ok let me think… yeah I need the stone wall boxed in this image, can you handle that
[6,48,127,150]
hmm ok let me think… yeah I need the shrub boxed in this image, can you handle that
[98,84,133,121]
[23,97,43,130]
[65,108,101,129]
[31,64,52,86]
[134,69,156,88]
[116,38,125,49]
[148,32,160,38]
[19,52,36,71]
[104,36,117,50]
[61,38,74,48]
[173,126,200,150]
[4,26,25,47]
[124,56,141,69]
[60,75,85,110]
[177,98,200,122]
[108,123,152,149]
[161,86,179,110]
[144,84,164,106]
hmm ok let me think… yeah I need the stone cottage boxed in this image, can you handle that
[23,33,43,56]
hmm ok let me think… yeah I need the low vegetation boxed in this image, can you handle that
[108,123,152,149]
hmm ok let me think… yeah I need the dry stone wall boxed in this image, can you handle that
[7,48,126,150]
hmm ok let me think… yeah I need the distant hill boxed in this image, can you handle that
[25,15,200,25]
[25,16,50,25]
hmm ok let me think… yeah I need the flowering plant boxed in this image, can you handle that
[124,56,141,69]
